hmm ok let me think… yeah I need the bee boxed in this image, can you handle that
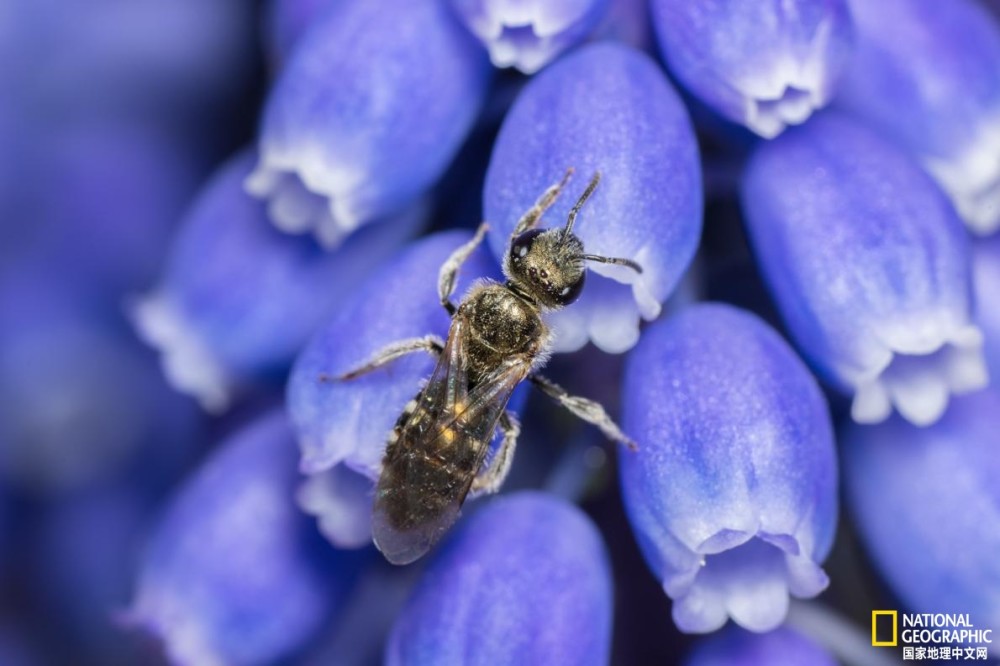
[337,169,641,564]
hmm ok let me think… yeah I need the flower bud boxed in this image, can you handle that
[650,0,853,138]
[247,0,492,247]
[741,112,986,426]
[620,304,837,633]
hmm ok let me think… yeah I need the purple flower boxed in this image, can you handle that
[449,0,609,74]
[288,231,498,546]
[843,390,1000,631]
[132,150,421,412]
[485,42,702,353]
[619,304,837,633]
[126,410,361,666]
[836,0,1000,235]
[650,0,853,138]
[386,492,612,665]
[741,112,986,426]
[247,0,492,247]
[684,626,837,666]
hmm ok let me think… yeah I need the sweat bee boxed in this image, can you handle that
[337,169,641,564]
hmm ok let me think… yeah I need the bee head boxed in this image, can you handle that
[506,228,587,308]
[503,170,642,310]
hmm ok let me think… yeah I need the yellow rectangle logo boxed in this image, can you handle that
[872,610,898,646]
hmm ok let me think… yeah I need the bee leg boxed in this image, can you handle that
[438,222,489,316]
[512,168,575,236]
[529,374,638,450]
[322,335,444,382]
[470,411,520,496]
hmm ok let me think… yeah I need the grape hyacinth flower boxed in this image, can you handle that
[485,42,702,353]
[288,231,498,547]
[684,625,837,666]
[620,304,838,634]
[133,150,421,413]
[126,411,362,666]
[843,390,1000,632]
[247,0,492,247]
[836,0,1000,235]
[386,492,612,665]
[649,0,853,138]
[742,112,987,426]
[449,0,609,74]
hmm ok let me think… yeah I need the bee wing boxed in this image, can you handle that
[372,353,532,565]
[403,316,469,440]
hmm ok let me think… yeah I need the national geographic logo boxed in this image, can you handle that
[871,611,993,661]
[872,610,898,647]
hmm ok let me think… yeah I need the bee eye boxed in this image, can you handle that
[509,229,544,264]
[552,272,585,305]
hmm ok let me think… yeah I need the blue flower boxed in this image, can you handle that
[619,304,837,633]
[247,0,492,247]
[684,625,837,666]
[288,231,499,546]
[386,492,612,665]
[449,0,609,74]
[132,150,421,412]
[485,42,702,353]
[741,111,987,426]
[125,410,363,666]
[650,0,853,138]
[836,0,1000,235]
[843,389,1000,632]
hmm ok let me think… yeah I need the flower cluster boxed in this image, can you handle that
[2,0,999,664]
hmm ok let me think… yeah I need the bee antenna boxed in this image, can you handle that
[562,171,601,242]
[582,254,644,274]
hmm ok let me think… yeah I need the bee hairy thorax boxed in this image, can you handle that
[460,282,546,382]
